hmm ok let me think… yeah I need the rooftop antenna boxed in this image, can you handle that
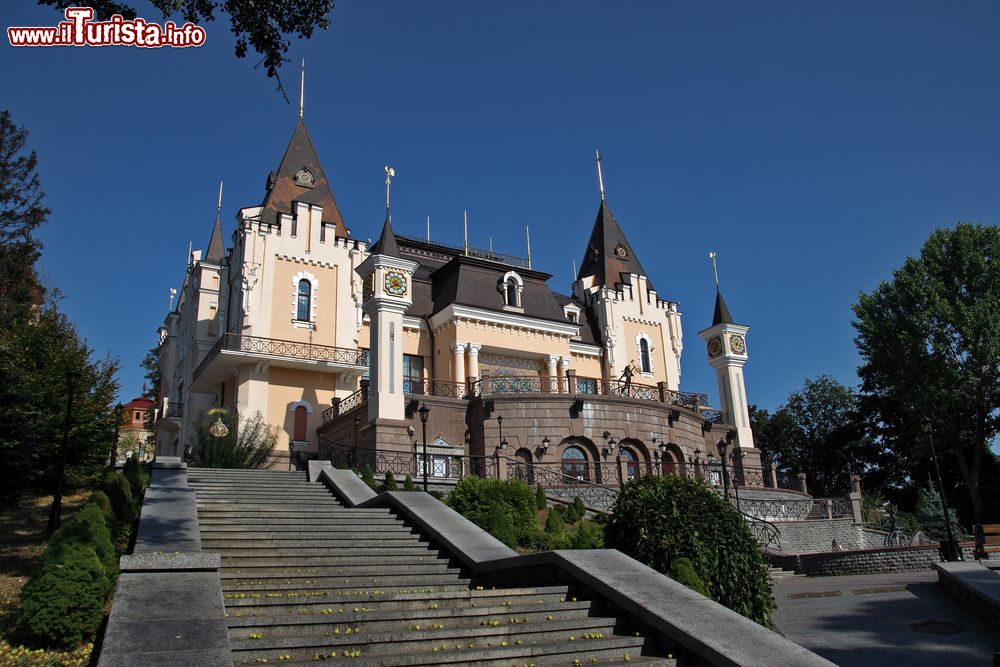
[572,259,577,279]
[596,149,605,201]
[463,210,469,256]
[169,287,177,311]
[709,251,720,288]
[489,237,493,253]
[526,226,532,269]
[187,241,192,269]
[384,166,395,219]
[426,216,431,242]
[299,58,305,119]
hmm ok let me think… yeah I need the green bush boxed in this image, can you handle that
[122,455,147,499]
[49,503,117,589]
[486,504,516,549]
[100,471,137,526]
[553,504,569,519]
[570,496,586,522]
[544,508,565,535]
[383,471,399,492]
[17,541,108,648]
[89,490,115,533]
[403,474,417,491]
[605,475,774,626]
[448,476,536,546]
[535,484,547,510]
[360,465,377,491]
[568,520,604,549]
[670,557,709,596]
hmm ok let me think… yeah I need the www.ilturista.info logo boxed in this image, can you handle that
[8,7,206,48]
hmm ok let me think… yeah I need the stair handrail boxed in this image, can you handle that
[505,458,620,512]
[738,508,782,554]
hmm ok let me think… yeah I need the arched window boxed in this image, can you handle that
[561,446,589,482]
[296,279,311,321]
[639,338,651,373]
[293,405,308,442]
[506,277,518,307]
[620,447,641,481]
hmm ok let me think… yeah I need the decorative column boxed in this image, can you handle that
[545,355,559,393]
[467,344,481,381]
[452,342,467,386]
[559,357,572,394]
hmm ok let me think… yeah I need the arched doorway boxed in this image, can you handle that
[561,445,589,482]
[513,447,533,484]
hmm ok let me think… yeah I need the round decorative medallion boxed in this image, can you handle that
[294,169,314,187]
[707,336,723,358]
[384,271,407,296]
[730,334,746,355]
[615,244,629,258]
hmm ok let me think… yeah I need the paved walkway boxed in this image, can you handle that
[773,570,1000,666]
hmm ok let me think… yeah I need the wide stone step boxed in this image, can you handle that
[267,650,674,667]
[207,545,439,557]
[224,584,567,601]
[194,494,337,502]
[196,509,396,517]
[194,490,337,497]
[221,567,465,583]
[221,597,595,621]
[197,515,402,524]
[215,555,447,568]
[224,587,571,611]
[203,536,425,548]
[201,525,417,536]
[230,631,653,666]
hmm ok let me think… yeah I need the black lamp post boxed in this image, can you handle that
[353,416,360,469]
[731,450,744,513]
[716,438,731,502]
[48,370,81,532]
[922,422,962,561]
[418,403,430,492]
[109,402,123,467]
[497,414,507,452]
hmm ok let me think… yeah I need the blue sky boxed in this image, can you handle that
[4,1,999,411]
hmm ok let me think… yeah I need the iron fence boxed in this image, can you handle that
[738,496,853,521]
[193,333,366,381]
[319,438,496,481]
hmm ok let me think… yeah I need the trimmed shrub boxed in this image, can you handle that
[383,471,399,492]
[49,503,117,589]
[568,520,604,550]
[535,484,547,510]
[122,455,147,499]
[605,475,774,626]
[403,474,418,492]
[89,490,115,533]
[486,504,516,549]
[544,508,565,535]
[100,471,137,526]
[553,504,569,519]
[360,465,377,491]
[447,477,536,546]
[17,542,108,648]
[572,496,586,521]
[670,557,709,597]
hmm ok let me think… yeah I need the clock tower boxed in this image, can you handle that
[356,215,417,423]
[698,289,758,455]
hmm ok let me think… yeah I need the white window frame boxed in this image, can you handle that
[292,271,318,328]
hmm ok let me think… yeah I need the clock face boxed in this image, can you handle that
[730,334,746,355]
[362,274,374,301]
[614,244,629,258]
[707,336,723,358]
[384,271,407,296]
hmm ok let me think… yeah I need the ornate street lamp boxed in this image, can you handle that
[497,414,507,452]
[419,404,430,492]
[922,422,962,561]
[48,370,81,532]
[716,437,731,502]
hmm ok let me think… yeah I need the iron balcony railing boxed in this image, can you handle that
[737,496,853,522]
[322,386,369,422]
[193,333,367,381]
[163,402,183,419]
[470,375,712,410]
[318,437,497,480]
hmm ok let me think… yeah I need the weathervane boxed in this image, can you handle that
[709,251,720,288]
[384,166,395,214]
[595,149,606,201]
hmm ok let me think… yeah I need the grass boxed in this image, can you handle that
[0,490,95,667]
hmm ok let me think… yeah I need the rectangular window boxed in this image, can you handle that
[320,222,326,243]
[360,349,370,380]
[403,354,424,394]
[290,215,297,237]
[577,378,597,394]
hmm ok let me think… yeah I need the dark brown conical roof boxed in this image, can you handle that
[712,288,735,326]
[204,209,226,263]
[369,213,401,258]
[577,200,651,289]
[259,119,348,237]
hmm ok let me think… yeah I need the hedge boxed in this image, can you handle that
[100,471,137,526]
[447,476,536,546]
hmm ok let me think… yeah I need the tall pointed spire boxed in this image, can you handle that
[205,180,226,263]
[708,251,735,325]
[299,58,305,120]
[576,199,650,289]
[369,167,400,258]
[595,149,605,201]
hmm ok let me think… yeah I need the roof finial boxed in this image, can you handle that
[572,259,577,279]
[526,225,532,269]
[216,180,223,221]
[709,251,720,288]
[595,149,605,201]
[384,166,395,218]
[298,58,305,119]
[463,210,469,256]
[426,215,431,242]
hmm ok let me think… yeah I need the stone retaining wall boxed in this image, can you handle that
[771,542,978,576]
[774,518,886,554]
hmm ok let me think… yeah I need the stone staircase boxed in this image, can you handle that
[188,468,676,666]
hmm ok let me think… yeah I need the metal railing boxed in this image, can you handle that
[322,387,368,422]
[409,379,469,399]
[193,333,367,380]
[737,496,853,521]
[699,409,728,424]
[319,438,497,481]
[163,402,183,419]
[663,389,707,410]
[507,459,620,512]
[396,233,531,270]
[741,510,782,554]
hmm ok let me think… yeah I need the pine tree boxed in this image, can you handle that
[915,483,963,541]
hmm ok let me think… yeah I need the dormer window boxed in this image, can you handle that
[501,271,524,311]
